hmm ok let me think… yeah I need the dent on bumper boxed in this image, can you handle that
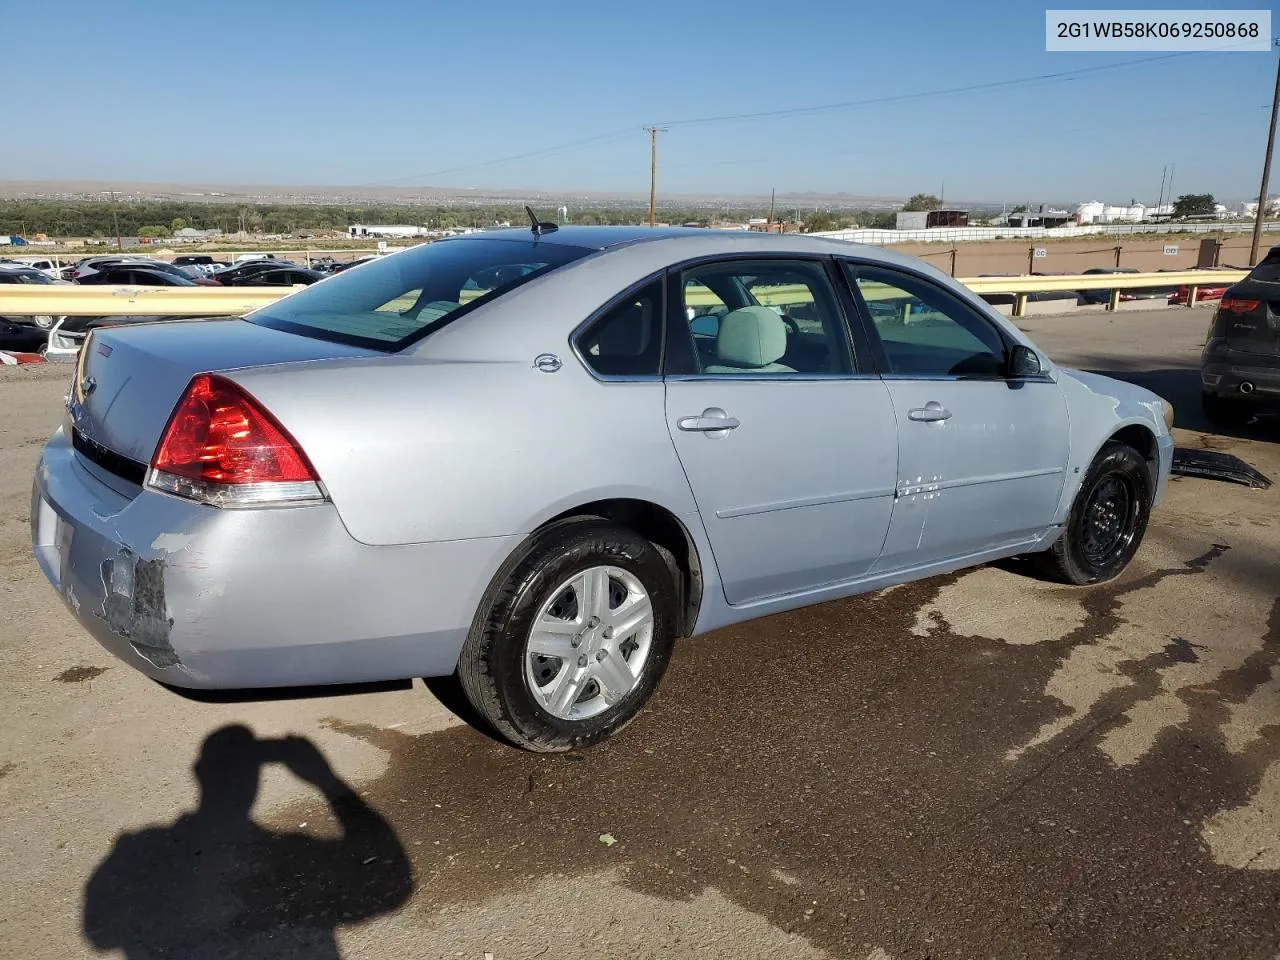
[32,428,521,689]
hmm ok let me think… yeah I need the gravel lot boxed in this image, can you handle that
[2,306,1278,960]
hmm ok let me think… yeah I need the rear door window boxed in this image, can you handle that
[576,280,664,377]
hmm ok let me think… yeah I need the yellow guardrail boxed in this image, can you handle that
[0,285,295,317]
[0,268,1249,319]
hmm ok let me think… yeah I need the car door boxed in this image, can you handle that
[663,257,899,605]
[841,262,1069,572]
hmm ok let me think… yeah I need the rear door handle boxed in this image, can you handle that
[907,401,952,423]
[677,407,740,433]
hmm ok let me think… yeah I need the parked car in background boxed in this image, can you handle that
[76,266,211,287]
[0,316,49,354]
[976,273,1081,309]
[70,256,135,282]
[1078,266,1179,304]
[210,259,295,284]
[32,227,1174,753]
[221,266,324,287]
[1200,245,1280,423]
[0,262,69,329]
[6,255,68,279]
[330,256,379,273]
[1169,283,1228,306]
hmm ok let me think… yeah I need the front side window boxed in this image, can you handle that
[676,259,852,376]
[576,280,664,377]
[845,264,1007,377]
[249,237,594,350]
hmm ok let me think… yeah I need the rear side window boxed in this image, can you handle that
[576,280,664,377]
[248,237,593,350]
[1248,252,1280,283]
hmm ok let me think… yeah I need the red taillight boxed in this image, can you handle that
[149,374,321,505]
[1220,297,1262,315]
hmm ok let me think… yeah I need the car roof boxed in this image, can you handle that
[444,225,930,266]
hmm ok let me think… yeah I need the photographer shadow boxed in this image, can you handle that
[82,725,412,960]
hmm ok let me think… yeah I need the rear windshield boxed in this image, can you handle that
[247,236,594,350]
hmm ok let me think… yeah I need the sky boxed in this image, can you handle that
[4,0,1277,204]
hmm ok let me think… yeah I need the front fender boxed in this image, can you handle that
[1053,368,1174,523]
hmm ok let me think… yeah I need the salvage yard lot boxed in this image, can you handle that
[1,306,1278,960]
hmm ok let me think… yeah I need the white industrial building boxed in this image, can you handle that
[1074,201,1173,224]
[347,224,432,238]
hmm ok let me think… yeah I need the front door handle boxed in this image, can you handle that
[907,401,952,423]
[677,407,740,433]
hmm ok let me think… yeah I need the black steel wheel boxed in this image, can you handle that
[1034,440,1152,585]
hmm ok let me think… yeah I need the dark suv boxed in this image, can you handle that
[1201,246,1280,423]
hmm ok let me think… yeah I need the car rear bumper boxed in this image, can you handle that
[31,427,520,690]
[1201,347,1280,401]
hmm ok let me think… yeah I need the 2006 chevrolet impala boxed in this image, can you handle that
[32,226,1174,751]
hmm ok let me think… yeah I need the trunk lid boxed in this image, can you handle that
[69,317,376,471]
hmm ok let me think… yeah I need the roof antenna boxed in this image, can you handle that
[525,205,559,237]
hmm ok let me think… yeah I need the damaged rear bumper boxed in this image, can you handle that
[31,427,521,691]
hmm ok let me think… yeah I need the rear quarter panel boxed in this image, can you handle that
[228,356,700,546]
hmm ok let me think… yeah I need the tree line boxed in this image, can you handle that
[0,199,902,238]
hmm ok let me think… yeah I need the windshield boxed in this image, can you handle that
[247,236,594,350]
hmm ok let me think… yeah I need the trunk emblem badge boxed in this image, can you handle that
[534,353,562,374]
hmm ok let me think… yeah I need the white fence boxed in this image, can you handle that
[813,221,1280,245]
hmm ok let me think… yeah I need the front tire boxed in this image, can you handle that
[1035,440,1152,585]
[457,519,678,752]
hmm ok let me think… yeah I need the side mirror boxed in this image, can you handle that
[1009,344,1043,378]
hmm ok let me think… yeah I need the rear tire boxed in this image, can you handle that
[1202,390,1251,426]
[457,518,678,752]
[1034,440,1151,586]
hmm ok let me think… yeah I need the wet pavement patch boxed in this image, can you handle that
[251,554,1280,960]
[54,665,107,683]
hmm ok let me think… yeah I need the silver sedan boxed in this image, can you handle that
[32,226,1174,751]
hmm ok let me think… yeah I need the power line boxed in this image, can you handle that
[363,44,1254,187]
[654,49,1244,128]
[365,128,637,186]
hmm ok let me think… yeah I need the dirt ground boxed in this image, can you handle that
[1,306,1278,960]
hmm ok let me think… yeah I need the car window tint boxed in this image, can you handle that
[577,280,664,377]
[679,259,852,376]
[684,279,727,338]
[845,264,1006,377]
[250,238,592,350]
[1248,254,1280,283]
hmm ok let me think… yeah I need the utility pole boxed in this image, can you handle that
[111,189,122,251]
[1156,164,1168,217]
[1250,40,1280,265]
[768,187,776,225]
[644,126,665,227]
